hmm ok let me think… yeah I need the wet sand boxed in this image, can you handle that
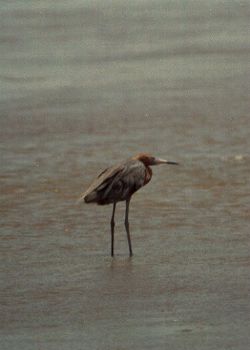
[1,1,250,349]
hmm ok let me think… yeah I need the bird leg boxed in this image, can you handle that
[110,202,116,256]
[125,198,133,257]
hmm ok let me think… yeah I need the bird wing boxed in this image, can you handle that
[101,160,146,200]
[77,162,125,203]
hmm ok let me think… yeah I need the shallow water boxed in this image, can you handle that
[1,1,250,349]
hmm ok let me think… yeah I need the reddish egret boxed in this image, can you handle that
[78,153,178,256]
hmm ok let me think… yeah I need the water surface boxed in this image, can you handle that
[1,1,250,349]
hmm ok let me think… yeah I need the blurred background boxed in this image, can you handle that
[1,1,250,349]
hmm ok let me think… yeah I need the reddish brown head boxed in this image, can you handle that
[132,153,178,166]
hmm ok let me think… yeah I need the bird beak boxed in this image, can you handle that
[154,158,179,165]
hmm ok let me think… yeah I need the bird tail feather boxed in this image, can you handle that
[76,191,97,204]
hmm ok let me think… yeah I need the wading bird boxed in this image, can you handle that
[78,153,178,256]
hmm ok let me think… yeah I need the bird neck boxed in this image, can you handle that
[144,166,152,185]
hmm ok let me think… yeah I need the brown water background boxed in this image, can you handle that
[1,1,250,349]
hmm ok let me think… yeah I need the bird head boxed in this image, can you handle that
[133,153,179,166]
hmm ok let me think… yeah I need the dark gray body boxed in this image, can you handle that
[84,159,147,205]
